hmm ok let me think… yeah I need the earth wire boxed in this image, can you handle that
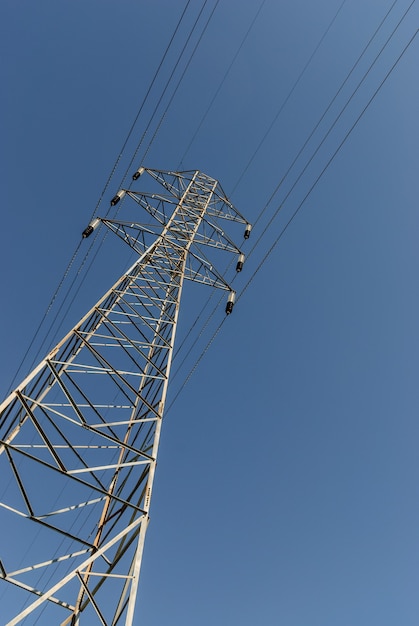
[5,0,193,393]
[170,0,411,387]
[170,0,349,374]
[43,0,214,354]
[42,0,221,357]
[168,26,418,414]
[230,0,347,196]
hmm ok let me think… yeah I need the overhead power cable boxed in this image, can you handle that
[4,0,201,393]
[248,0,400,233]
[88,0,194,224]
[43,0,217,353]
[230,0,347,196]
[4,239,82,396]
[169,0,349,375]
[42,0,221,358]
[133,0,221,167]
[245,0,415,268]
[177,0,267,168]
[120,0,219,185]
[169,0,411,384]
[238,27,418,303]
[168,23,418,414]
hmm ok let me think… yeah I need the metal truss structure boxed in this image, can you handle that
[0,169,250,625]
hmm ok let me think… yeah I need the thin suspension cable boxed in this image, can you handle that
[87,0,193,224]
[7,0,338,390]
[168,26,418,414]
[39,0,211,355]
[168,0,353,377]
[244,0,416,276]
[166,1,267,378]
[245,0,415,266]
[170,285,221,384]
[119,0,212,186]
[230,0,347,196]
[169,0,347,374]
[5,1,193,393]
[5,240,82,394]
[177,0,267,168]
[173,0,410,375]
[239,28,418,303]
[42,0,220,359]
[167,318,226,412]
[249,0,400,232]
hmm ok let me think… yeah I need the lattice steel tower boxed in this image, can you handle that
[0,168,250,625]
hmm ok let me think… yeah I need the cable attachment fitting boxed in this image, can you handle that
[82,217,101,239]
[132,166,145,181]
[111,190,126,206]
[225,291,236,315]
[236,253,245,272]
[244,223,252,239]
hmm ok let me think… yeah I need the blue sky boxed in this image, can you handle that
[1,0,419,624]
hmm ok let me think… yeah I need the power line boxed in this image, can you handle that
[89,0,194,223]
[168,24,418,414]
[178,0,267,168]
[136,0,221,166]
[6,3,415,412]
[174,0,413,380]
[119,0,215,186]
[248,0,400,233]
[44,0,221,358]
[245,0,415,267]
[169,0,348,377]
[44,0,216,353]
[239,27,419,304]
[5,0,204,392]
[230,0,347,196]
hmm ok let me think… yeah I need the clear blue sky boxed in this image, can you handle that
[1,1,418,624]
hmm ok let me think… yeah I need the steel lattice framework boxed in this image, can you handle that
[0,169,250,625]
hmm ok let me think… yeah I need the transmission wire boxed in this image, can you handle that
[238,28,418,303]
[230,0,347,196]
[168,23,418,414]
[141,0,221,168]
[44,0,220,354]
[245,0,415,266]
[169,0,266,373]
[169,0,348,375]
[248,0,400,233]
[87,0,194,225]
[118,0,213,187]
[6,0,212,393]
[5,240,81,395]
[5,0,194,394]
[178,0,267,167]
[44,0,214,351]
[169,0,409,378]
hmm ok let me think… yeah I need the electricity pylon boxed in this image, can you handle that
[0,168,250,625]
